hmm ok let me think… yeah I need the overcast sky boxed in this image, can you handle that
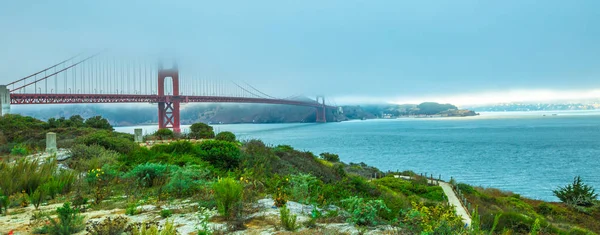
[1,1,599,105]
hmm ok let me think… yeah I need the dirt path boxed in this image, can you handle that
[438,181,471,226]
[396,175,471,227]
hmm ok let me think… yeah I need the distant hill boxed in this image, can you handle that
[11,101,475,126]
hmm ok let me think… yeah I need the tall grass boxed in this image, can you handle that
[212,177,243,219]
[0,158,57,196]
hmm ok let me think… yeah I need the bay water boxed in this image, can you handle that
[115,110,600,201]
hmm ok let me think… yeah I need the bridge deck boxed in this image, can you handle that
[9,93,336,109]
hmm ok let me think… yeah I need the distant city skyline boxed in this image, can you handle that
[1,1,599,106]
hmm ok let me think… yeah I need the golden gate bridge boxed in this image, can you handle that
[0,53,336,132]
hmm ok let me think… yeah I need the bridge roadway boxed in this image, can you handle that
[9,93,336,109]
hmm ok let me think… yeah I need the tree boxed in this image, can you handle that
[68,115,85,128]
[84,116,113,130]
[154,129,174,140]
[215,131,236,142]
[319,152,340,162]
[553,176,598,207]
[197,140,240,170]
[189,122,215,139]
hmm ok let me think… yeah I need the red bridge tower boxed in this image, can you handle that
[157,63,181,133]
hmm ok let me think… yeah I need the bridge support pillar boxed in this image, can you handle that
[157,63,181,133]
[0,85,9,116]
[316,96,326,123]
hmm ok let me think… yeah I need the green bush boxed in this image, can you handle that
[289,173,321,204]
[127,220,177,235]
[0,191,8,215]
[197,140,241,170]
[341,196,390,226]
[536,202,554,215]
[154,129,174,140]
[44,202,86,235]
[400,202,463,234]
[215,131,236,142]
[160,209,172,218]
[553,176,598,207]
[280,205,298,231]
[84,116,113,130]
[30,186,46,209]
[213,177,243,218]
[0,114,46,144]
[125,163,178,188]
[319,152,340,162]
[85,216,130,235]
[151,141,196,155]
[78,130,136,154]
[165,165,210,197]
[457,183,475,194]
[240,139,277,180]
[10,144,28,156]
[374,177,444,201]
[125,203,139,216]
[189,122,215,139]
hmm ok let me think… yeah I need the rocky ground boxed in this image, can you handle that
[0,197,397,235]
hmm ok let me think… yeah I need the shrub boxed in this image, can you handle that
[70,144,107,160]
[78,130,135,154]
[44,202,86,235]
[125,163,178,188]
[160,209,172,218]
[165,165,210,197]
[30,186,46,209]
[553,176,598,207]
[457,183,475,194]
[127,220,177,235]
[125,203,139,216]
[289,173,321,204]
[341,196,390,226]
[240,139,277,180]
[196,207,213,235]
[197,140,241,170]
[280,205,298,231]
[10,144,28,156]
[189,122,215,139]
[86,216,130,235]
[536,202,553,215]
[215,131,236,142]
[319,152,340,162]
[400,201,463,234]
[151,141,196,155]
[154,129,174,140]
[0,191,8,215]
[212,177,243,219]
[69,144,119,172]
[86,164,118,204]
[85,116,113,130]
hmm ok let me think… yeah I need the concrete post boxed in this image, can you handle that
[46,132,57,153]
[0,85,10,116]
[134,128,143,143]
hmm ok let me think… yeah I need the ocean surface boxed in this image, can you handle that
[115,110,600,201]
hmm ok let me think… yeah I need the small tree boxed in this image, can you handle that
[189,122,215,139]
[154,129,174,140]
[215,131,236,142]
[553,176,598,207]
[85,116,113,130]
[319,152,340,162]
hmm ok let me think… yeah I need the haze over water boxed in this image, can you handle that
[116,110,600,202]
